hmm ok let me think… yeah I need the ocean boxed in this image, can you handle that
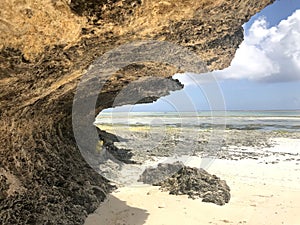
[93,110,300,185]
[95,110,300,131]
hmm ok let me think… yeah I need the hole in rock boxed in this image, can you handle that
[93,72,227,186]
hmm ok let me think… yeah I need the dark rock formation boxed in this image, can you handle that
[0,175,9,201]
[103,143,136,164]
[0,0,274,224]
[144,163,231,206]
[138,161,184,184]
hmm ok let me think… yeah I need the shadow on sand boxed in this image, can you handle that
[84,195,149,225]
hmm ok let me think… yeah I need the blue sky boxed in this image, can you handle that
[244,0,300,29]
[106,1,300,112]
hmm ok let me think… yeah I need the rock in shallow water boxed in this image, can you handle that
[139,162,230,206]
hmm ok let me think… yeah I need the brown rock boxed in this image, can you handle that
[0,0,274,223]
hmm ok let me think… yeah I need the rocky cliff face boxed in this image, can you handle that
[0,0,274,224]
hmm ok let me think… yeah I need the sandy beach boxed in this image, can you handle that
[85,138,300,225]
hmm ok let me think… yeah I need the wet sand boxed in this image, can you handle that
[85,138,300,225]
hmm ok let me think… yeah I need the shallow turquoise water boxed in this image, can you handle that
[95,110,300,131]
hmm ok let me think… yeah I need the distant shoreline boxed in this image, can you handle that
[101,109,300,113]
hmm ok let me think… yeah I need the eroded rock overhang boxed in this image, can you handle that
[0,0,274,224]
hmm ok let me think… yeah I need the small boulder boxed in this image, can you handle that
[139,162,231,206]
[138,161,184,184]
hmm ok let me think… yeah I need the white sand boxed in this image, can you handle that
[85,138,300,225]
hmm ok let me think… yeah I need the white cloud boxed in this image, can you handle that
[177,10,300,86]
[214,9,300,82]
